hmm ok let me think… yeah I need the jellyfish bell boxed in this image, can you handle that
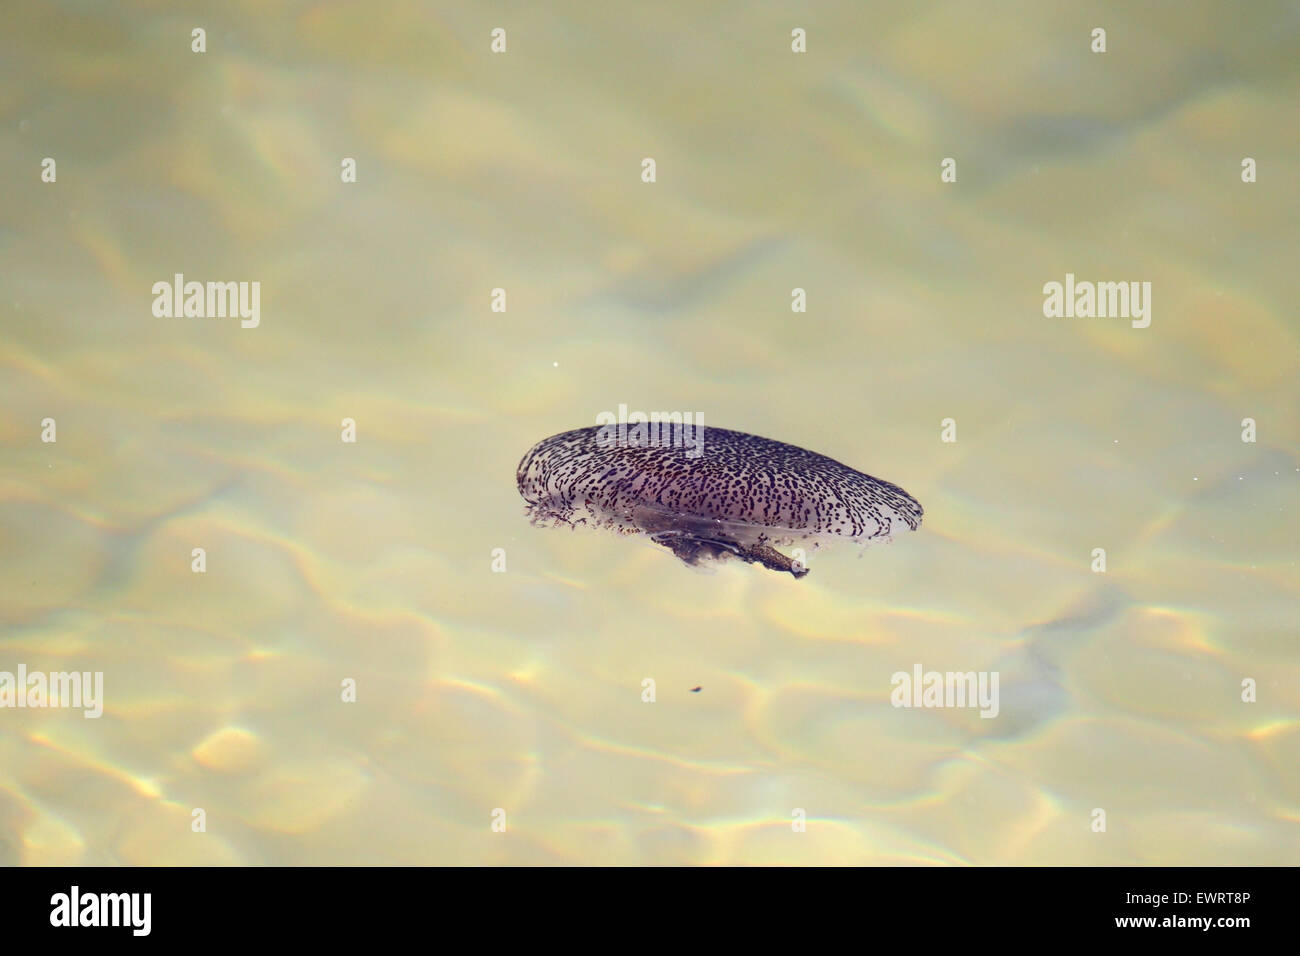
[516,424,923,579]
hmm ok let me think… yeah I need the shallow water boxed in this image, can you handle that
[1,2,1297,864]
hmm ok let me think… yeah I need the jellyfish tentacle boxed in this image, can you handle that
[649,531,744,567]
[738,541,809,579]
[648,531,807,579]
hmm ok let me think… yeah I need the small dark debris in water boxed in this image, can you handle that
[690,686,701,693]
[517,424,923,578]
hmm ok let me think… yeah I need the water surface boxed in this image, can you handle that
[1,0,1297,864]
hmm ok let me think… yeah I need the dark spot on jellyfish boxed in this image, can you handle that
[516,424,923,579]
[690,686,702,693]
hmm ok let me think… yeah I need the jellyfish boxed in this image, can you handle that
[516,424,923,578]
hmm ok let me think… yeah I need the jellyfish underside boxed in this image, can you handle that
[631,504,810,579]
